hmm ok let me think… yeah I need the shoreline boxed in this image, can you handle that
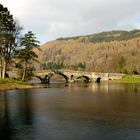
[0,78,34,91]
[1,81,140,91]
[0,83,33,91]
[0,75,140,91]
[109,75,140,83]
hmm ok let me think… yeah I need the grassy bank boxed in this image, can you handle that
[0,78,33,90]
[111,75,140,83]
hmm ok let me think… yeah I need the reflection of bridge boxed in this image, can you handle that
[34,70,124,84]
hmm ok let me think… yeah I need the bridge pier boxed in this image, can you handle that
[68,75,75,83]
[41,77,50,84]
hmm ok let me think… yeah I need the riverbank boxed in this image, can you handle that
[0,78,33,90]
[1,75,140,90]
[111,75,140,83]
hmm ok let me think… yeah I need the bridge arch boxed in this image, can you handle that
[96,77,101,83]
[34,73,54,84]
[76,75,91,83]
[49,73,69,83]
[34,75,42,82]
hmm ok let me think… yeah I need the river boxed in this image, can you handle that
[0,82,140,140]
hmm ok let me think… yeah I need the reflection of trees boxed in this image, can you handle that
[0,90,34,139]
[0,92,5,119]
[124,83,139,94]
[0,92,13,139]
[24,92,33,124]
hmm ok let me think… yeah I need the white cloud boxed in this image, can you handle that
[1,0,140,43]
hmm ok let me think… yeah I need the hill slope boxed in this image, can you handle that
[57,30,140,43]
[35,30,140,74]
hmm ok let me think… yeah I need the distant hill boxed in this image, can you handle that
[34,30,140,74]
[57,30,140,43]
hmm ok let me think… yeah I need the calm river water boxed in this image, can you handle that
[0,82,140,140]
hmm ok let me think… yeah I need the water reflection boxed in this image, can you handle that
[0,90,36,139]
[0,83,140,140]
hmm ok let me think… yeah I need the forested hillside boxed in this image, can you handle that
[34,30,140,74]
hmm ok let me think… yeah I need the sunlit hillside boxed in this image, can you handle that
[34,30,140,74]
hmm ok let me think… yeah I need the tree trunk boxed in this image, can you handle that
[22,61,27,81]
[2,59,6,79]
[0,58,2,79]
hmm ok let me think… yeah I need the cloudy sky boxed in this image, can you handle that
[0,0,140,44]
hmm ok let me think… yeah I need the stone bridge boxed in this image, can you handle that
[34,70,124,84]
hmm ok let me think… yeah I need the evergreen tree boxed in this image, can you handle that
[0,3,22,79]
[17,31,40,81]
